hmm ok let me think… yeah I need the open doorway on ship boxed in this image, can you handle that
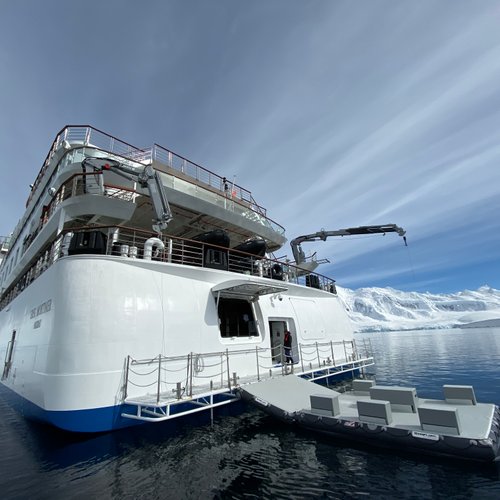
[269,319,296,364]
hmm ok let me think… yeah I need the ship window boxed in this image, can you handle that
[217,298,258,338]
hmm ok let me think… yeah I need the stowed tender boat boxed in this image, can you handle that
[0,126,375,432]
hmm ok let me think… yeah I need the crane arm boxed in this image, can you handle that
[290,224,407,265]
[82,157,173,232]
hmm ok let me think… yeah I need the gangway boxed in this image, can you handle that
[120,340,374,423]
[239,375,341,420]
[121,386,240,423]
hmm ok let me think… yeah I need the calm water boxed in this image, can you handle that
[1,328,500,499]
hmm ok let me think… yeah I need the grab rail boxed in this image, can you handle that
[123,339,374,404]
[0,221,337,311]
[0,221,338,311]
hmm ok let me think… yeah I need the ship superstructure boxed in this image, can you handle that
[0,126,372,432]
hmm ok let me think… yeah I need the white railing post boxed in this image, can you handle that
[226,349,231,389]
[189,353,194,397]
[352,340,357,360]
[220,354,224,389]
[167,238,173,263]
[84,127,91,146]
[124,355,131,399]
[156,354,162,403]
[330,341,335,366]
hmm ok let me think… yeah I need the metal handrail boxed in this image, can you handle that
[152,143,259,210]
[26,126,285,236]
[123,339,373,404]
[0,220,337,311]
[83,223,335,288]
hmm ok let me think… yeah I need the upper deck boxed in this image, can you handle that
[26,126,285,244]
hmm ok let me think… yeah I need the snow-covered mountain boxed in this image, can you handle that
[338,285,500,332]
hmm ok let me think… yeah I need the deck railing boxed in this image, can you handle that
[0,222,337,311]
[151,143,261,212]
[123,339,374,403]
[93,224,336,290]
[27,126,283,234]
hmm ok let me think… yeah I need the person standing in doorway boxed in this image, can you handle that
[283,330,294,364]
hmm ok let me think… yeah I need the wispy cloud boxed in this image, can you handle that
[0,0,499,292]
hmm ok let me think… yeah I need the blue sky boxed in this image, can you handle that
[1,0,499,293]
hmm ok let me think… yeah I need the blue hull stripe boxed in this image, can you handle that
[0,385,144,433]
[0,384,244,433]
[1,369,360,433]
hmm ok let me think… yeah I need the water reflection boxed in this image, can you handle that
[361,327,500,403]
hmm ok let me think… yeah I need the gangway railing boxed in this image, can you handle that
[120,339,374,423]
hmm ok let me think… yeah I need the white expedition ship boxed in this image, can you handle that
[0,126,393,432]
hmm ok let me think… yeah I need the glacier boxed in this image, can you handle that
[338,285,500,332]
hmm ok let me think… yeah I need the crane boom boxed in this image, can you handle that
[290,224,407,265]
[82,157,173,232]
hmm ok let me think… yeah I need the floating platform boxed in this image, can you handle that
[239,377,500,462]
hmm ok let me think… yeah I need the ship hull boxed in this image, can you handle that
[0,255,355,432]
[0,384,137,432]
[0,383,249,432]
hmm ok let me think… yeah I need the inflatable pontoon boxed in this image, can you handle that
[240,377,500,462]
